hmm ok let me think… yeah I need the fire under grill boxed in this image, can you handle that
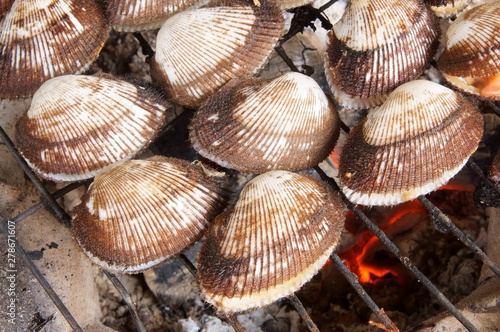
[1,1,500,331]
[1,122,500,331]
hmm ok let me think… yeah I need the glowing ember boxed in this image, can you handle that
[337,183,474,285]
[338,199,428,284]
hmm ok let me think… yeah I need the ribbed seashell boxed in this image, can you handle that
[424,0,472,18]
[324,0,440,109]
[15,75,170,182]
[106,0,203,32]
[72,157,231,273]
[0,0,108,99]
[339,80,483,206]
[189,72,340,173]
[150,0,284,108]
[437,1,500,100]
[197,170,346,313]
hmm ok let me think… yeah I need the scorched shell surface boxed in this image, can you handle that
[189,72,340,173]
[72,157,231,273]
[0,0,108,98]
[151,0,284,108]
[198,170,346,313]
[15,75,170,182]
[324,0,440,109]
[339,80,483,206]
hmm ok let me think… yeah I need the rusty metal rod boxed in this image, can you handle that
[486,101,500,118]
[313,166,480,332]
[1,125,149,332]
[466,159,500,196]
[287,294,320,332]
[133,32,154,63]
[0,216,83,331]
[10,181,88,225]
[330,254,399,332]
[274,45,301,73]
[418,195,500,278]
[0,126,71,227]
[104,271,147,332]
[178,254,246,332]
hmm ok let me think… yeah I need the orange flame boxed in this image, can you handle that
[337,181,474,285]
[338,199,428,285]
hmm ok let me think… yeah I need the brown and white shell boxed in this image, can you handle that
[424,0,472,18]
[72,157,231,273]
[0,0,108,99]
[150,0,284,108]
[15,75,170,182]
[189,72,340,173]
[106,0,203,32]
[437,1,500,100]
[324,0,441,109]
[339,80,483,206]
[197,170,346,313]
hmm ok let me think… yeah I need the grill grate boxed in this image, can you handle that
[2,119,499,331]
[1,1,500,331]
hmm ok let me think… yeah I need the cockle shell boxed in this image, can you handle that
[197,170,346,313]
[151,0,284,108]
[106,0,203,32]
[15,75,170,182]
[437,1,500,100]
[72,157,231,273]
[324,0,440,109]
[0,0,108,99]
[424,0,472,18]
[189,72,340,173]
[339,80,483,206]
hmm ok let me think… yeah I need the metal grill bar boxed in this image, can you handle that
[330,253,399,332]
[0,216,83,331]
[287,294,320,332]
[4,123,496,332]
[0,126,70,227]
[467,159,500,196]
[0,125,148,332]
[10,181,88,225]
[178,254,246,332]
[314,166,480,332]
[104,271,147,332]
[418,195,500,277]
[2,3,498,331]
[487,101,500,118]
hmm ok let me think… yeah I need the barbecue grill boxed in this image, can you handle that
[1,0,499,331]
